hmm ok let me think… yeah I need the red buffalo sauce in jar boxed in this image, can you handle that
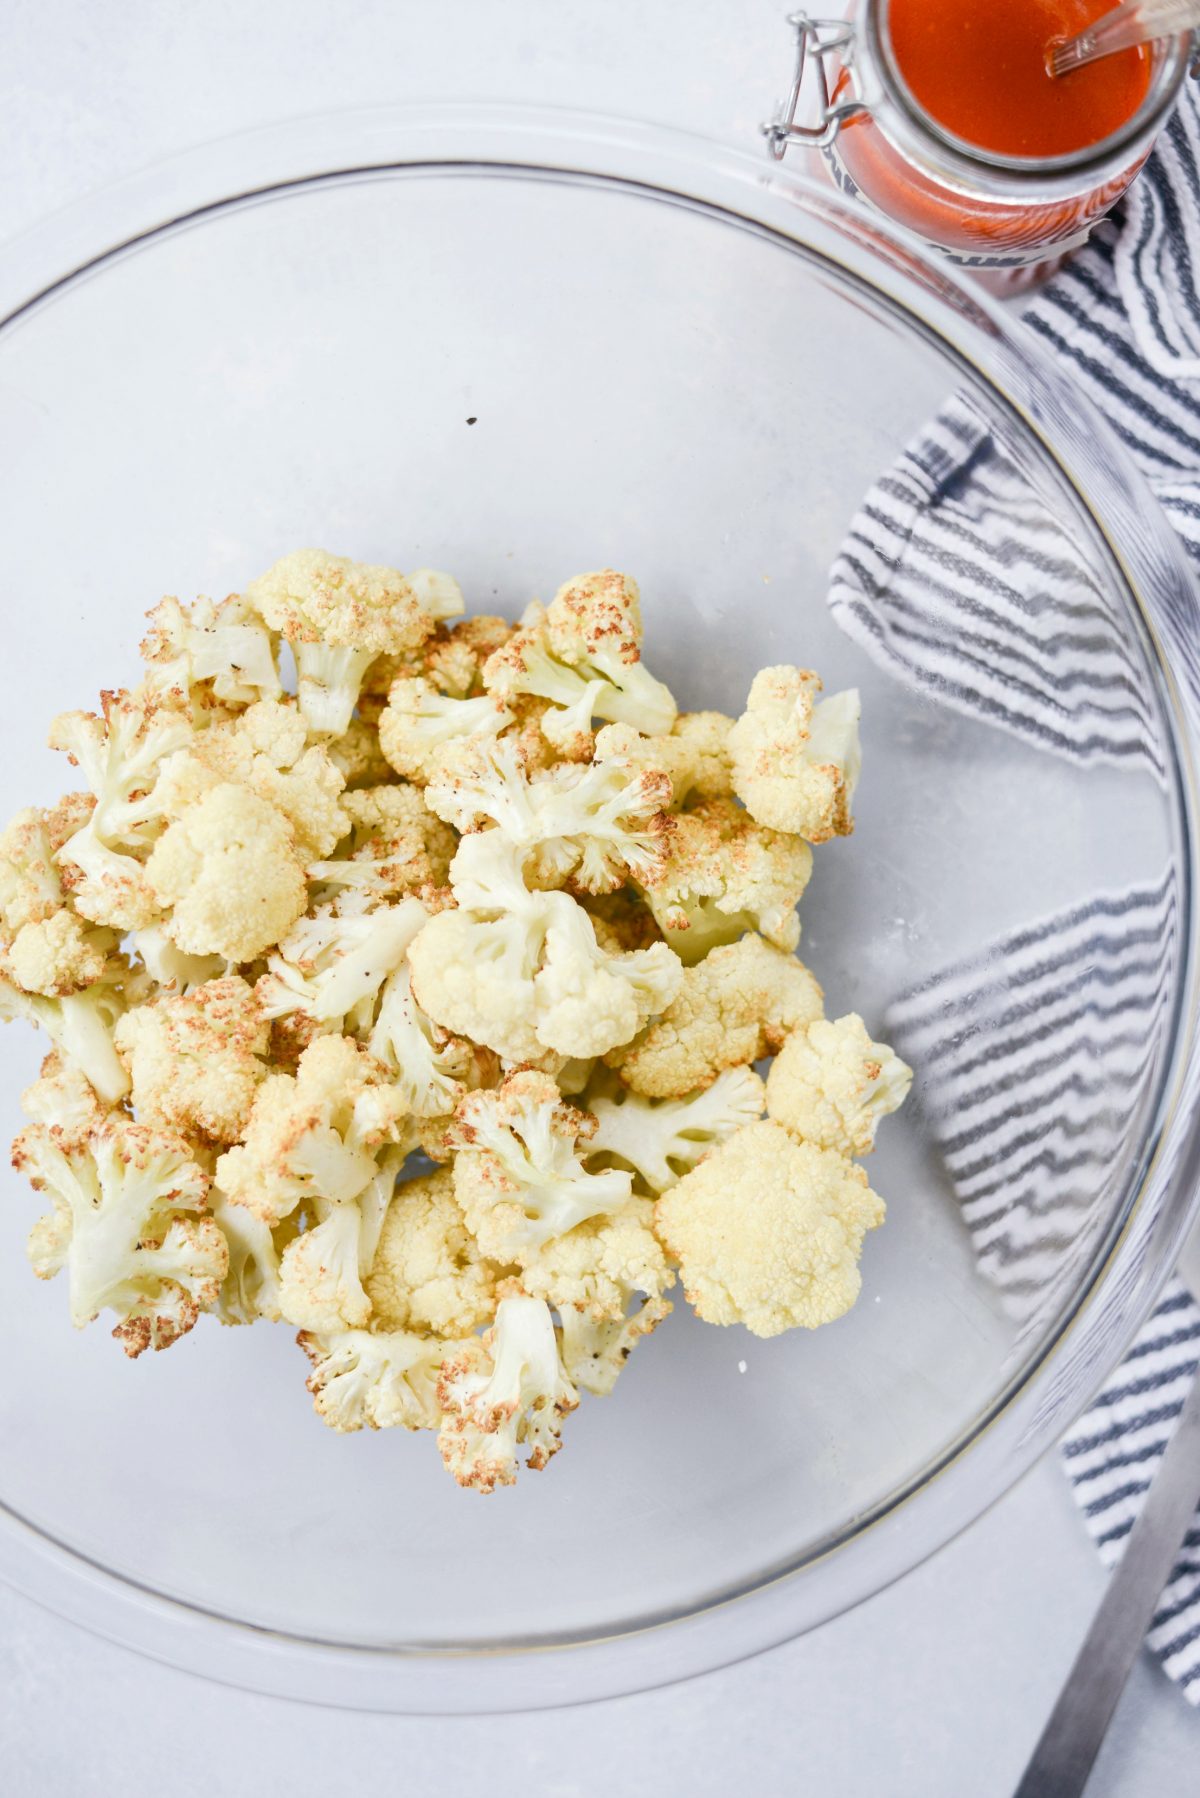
[887,0,1152,159]
[765,4,1189,269]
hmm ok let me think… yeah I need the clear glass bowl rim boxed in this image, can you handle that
[2,100,1200,1714]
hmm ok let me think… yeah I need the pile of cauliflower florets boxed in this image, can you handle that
[0,553,911,1492]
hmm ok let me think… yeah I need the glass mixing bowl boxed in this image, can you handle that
[1,106,1199,1713]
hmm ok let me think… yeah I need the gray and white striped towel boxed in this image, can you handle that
[835,79,1200,1698]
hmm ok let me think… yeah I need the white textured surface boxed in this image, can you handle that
[2,3,1200,1792]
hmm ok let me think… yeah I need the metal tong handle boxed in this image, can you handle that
[1050,0,1200,78]
[1013,1363,1200,1798]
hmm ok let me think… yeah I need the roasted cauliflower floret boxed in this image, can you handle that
[210,1190,285,1325]
[140,591,283,710]
[0,955,137,1104]
[309,783,456,902]
[145,783,308,962]
[365,965,474,1118]
[277,1202,376,1332]
[607,932,824,1097]
[245,548,463,735]
[255,896,431,1034]
[437,1295,579,1490]
[513,1199,674,1392]
[378,676,514,784]
[448,1070,633,1261]
[425,732,673,894]
[585,1064,766,1193]
[483,571,677,749]
[728,666,861,843]
[11,1116,227,1355]
[766,1013,912,1157]
[214,1034,406,1225]
[49,687,193,930]
[114,974,269,1143]
[155,697,349,860]
[366,1166,500,1338]
[408,830,682,1064]
[420,614,514,697]
[300,1326,458,1432]
[593,713,733,807]
[0,803,87,937]
[654,1120,884,1338]
[4,910,116,997]
[20,1051,112,1150]
[641,797,812,963]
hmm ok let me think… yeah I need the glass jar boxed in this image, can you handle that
[764,7,1194,267]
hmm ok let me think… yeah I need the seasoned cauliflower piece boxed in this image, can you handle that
[210,1190,284,1325]
[48,689,192,850]
[20,1051,112,1149]
[514,1194,673,1318]
[585,1064,766,1193]
[300,1326,456,1432]
[326,714,393,789]
[409,831,681,1064]
[533,891,681,1061]
[145,783,308,962]
[155,698,349,860]
[557,1297,672,1397]
[0,804,85,937]
[728,666,861,843]
[255,896,430,1034]
[127,923,225,993]
[642,797,812,963]
[277,1136,410,1334]
[766,1013,912,1157]
[214,1034,407,1225]
[12,1117,227,1355]
[608,932,823,1098]
[426,733,672,895]
[278,1203,374,1331]
[50,688,194,930]
[366,965,472,1117]
[448,1070,632,1261]
[437,1295,579,1490]
[4,910,115,997]
[483,571,677,747]
[593,713,733,807]
[378,676,514,783]
[309,783,455,902]
[246,548,463,734]
[655,1119,884,1338]
[420,614,514,697]
[366,1166,499,1337]
[114,974,268,1143]
[140,592,283,709]
[0,957,136,1104]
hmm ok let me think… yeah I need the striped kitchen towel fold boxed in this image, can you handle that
[883,875,1178,1327]
[836,79,1200,1699]
[1061,1279,1200,1697]
[828,391,1166,778]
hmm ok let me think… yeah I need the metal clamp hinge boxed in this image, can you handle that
[762,12,868,159]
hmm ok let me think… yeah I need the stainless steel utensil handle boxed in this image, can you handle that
[1014,1364,1200,1798]
[1051,0,1200,77]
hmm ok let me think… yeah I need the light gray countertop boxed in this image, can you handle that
[3,3,1200,1791]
